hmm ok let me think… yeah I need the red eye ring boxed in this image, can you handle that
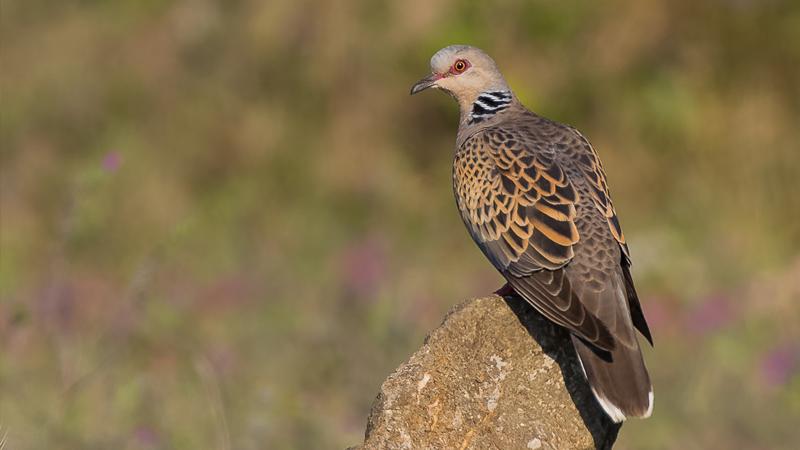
[451,59,469,74]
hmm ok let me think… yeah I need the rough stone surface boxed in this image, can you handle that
[354,295,620,450]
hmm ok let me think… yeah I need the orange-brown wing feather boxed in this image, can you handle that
[454,130,580,273]
[454,128,615,350]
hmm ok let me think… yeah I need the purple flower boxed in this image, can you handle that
[685,294,736,334]
[102,151,122,173]
[133,426,160,447]
[760,344,800,387]
[338,234,388,297]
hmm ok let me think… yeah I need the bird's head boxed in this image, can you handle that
[410,45,510,110]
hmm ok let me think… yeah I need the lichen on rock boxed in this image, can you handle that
[354,295,621,450]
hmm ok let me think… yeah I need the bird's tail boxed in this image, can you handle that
[572,335,653,423]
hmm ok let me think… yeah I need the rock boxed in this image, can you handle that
[354,295,620,450]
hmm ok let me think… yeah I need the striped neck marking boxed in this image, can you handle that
[469,91,512,124]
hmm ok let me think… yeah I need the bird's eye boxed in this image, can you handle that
[452,59,468,74]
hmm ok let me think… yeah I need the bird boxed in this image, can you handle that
[410,45,653,422]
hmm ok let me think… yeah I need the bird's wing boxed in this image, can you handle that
[570,128,631,262]
[570,129,653,345]
[454,127,615,351]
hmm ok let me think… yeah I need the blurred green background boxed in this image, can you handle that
[2,0,799,448]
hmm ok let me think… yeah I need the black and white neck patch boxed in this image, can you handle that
[468,91,512,124]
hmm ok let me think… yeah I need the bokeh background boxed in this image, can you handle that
[2,0,799,448]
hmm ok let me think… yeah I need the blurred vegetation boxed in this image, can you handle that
[1,0,799,448]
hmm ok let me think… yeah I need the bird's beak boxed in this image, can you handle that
[410,73,441,95]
